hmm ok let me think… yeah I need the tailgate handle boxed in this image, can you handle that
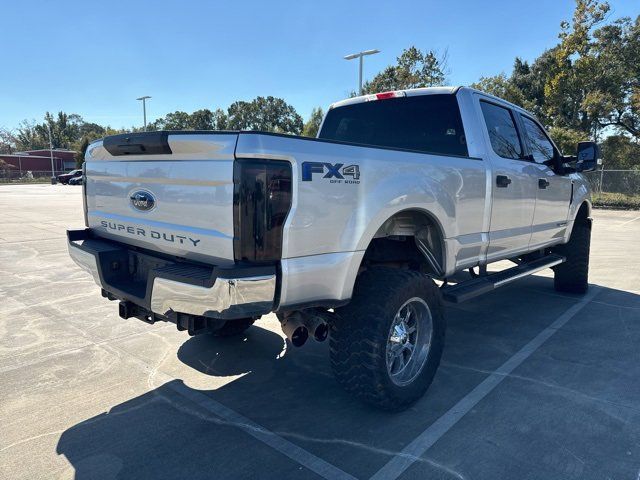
[117,144,146,154]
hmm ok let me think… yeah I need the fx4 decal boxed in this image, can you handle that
[301,162,361,184]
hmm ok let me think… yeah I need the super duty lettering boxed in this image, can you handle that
[99,221,201,247]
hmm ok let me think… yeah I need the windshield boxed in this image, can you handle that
[318,94,468,157]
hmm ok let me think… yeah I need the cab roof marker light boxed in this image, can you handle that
[365,91,407,102]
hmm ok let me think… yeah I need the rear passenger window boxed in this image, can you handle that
[480,101,522,159]
[521,115,555,163]
[318,94,468,157]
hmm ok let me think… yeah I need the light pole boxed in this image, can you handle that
[136,96,151,131]
[46,123,55,181]
[344,49,380,96]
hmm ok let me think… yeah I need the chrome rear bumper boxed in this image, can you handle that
[68,239,102,287]
[67,229,276,320]
[149,274,275,318]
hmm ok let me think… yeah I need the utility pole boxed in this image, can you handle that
[344,49,380,95]
[46,123,55,182]
[136,96,152,131]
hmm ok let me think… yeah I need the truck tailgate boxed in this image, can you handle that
[85,133,237,265]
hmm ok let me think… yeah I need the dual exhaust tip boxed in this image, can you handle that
[280,311,329,347]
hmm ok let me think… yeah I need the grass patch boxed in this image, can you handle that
[0,178,52,184]
[592,192,640,210]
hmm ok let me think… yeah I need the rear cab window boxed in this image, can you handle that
[479,101,523,159]
[318,94,468,157]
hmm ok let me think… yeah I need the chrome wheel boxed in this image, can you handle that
[385,297,433,386]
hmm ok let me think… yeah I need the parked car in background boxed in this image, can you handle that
[57,169,82,184]
[68,175,84,185]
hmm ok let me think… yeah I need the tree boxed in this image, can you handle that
[362,46,448,94]
[547,126,588,156]
[0,128,16,154]
[583,16,640,138]
[79,122,106,140]
[211,109,228,130]
[147,98,302,134]
[470,0,640,172]
[38,112,85,149]
[544,0,611,134]
[513,51,560,122]
[75,137,90,168]
[599,134,640,169]
[15,120,47,150]
[302,107,324,138]
[471,49,560,125]
[14,112,96,151]
[148,108,229,131]
[149,111,191,131]
[189,109,214,130]
[226,96,303,134]
[471,73,526,106]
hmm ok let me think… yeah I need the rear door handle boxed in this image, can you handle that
[538,178,550,189]
[496,175,511,188]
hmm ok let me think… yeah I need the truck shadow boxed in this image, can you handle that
[55,277,640,479]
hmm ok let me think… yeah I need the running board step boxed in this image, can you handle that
[441,254,565,303]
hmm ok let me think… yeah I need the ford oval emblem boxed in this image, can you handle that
[130,190,156,212]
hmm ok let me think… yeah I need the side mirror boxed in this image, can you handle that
[576,141,600,172]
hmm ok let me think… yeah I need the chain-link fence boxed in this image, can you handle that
[583,169,640,195]
[0,170,66,183]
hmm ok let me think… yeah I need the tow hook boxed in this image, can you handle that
[118,301,155,324]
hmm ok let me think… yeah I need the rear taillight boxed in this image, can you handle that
[82,162,88,227]
[233,159,292,264]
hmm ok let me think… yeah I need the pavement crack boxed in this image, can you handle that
[0,430,64,453]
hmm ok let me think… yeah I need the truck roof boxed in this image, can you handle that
[329,86,524,113]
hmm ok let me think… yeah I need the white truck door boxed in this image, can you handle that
[478,99,537,261]
[518,114,572,249]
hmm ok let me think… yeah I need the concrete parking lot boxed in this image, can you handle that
[1,184,639,480]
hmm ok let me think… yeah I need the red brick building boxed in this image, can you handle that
[0,149,77,174]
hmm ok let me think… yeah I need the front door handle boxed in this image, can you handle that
[496,175,511,188]
[538,178,550,189]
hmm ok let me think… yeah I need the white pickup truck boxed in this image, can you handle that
[68,86,599,410]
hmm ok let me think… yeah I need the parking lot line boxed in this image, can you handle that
[370,286,600,480]
[104,344,357,480]
[616,215,640,227]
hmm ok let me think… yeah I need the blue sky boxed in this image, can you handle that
[2,0,637,130]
